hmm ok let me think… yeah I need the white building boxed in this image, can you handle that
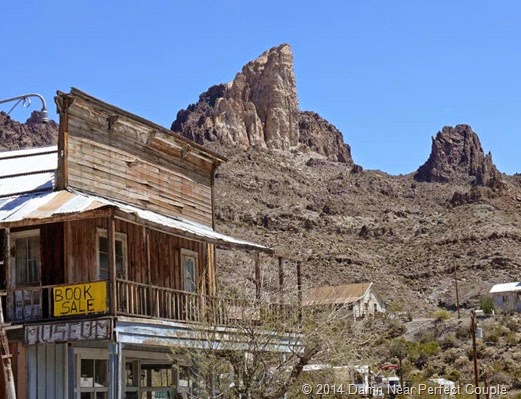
[304,282,385,319]
[489,282,521,313]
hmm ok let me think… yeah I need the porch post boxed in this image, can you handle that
[278,256,284,307]
[67,344,75,399]
[3,228,11,320]
[108,342,123,399]
[108,214,117,315]
[144,227,153,317]
[254,251,261,301]
[296,261,302,323]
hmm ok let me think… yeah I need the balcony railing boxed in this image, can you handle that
[3,279,293,326]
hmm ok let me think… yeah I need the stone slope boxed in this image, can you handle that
[171,44,355,165]
[414,124,503,188]
[209,140,521,318]
[0,111,58,151]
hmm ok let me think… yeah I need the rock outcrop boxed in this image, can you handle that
[171,44,355,164]
[298,111,354,166]
[0,111,58,151]
[414,124,503,188]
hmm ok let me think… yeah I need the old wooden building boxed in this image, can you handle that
[0,89,289,398]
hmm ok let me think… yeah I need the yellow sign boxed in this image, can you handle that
[53,281,107,317]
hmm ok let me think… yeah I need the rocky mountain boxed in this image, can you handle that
[0,111,58,151]
[171,44,355,165]
[1,46,520,316]
[414,124,504,188]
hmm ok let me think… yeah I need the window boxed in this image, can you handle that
[181,249,198,293]
[75,351,109,399]
[97,229,127,280]
[124,359,176,398]
[12,230,40,286]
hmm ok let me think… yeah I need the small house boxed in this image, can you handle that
[303,282,385,319]
[489,282,521,313]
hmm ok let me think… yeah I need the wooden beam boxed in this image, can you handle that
[278,256,284,307]
[0,294,16,399]
[254,252,261,301]
[108,215,117,315]
[63,222,71,283]
[55,94,74,190]
[144,227,153,317]
[4,228,11,320]
[297,261,302,323]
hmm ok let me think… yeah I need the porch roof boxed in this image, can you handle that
[0,189,272,253]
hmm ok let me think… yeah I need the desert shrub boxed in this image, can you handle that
[445,368,461,381]
[433,309,452,321]
[456,323,470,339]
[440,333,458,349]
[479,296,495,314]
[386,318,407,338]
[407,341,440,368]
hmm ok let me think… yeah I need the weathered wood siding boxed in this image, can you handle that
[27,343,67,399]
[66,101,214,226]
[65,218,215,292]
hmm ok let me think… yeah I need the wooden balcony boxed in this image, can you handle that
[3,279,293,327]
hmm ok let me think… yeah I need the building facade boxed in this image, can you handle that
[0,89,293,398]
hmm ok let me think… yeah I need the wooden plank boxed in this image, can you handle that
[67,112,217,175]
[55,344,65,399]
[67,116,215,178]
[46,345,56,398]
[27,346,36,399]
[4,228,10,321]
[255,252,261,301]
[36,345,45,399]
[67,168,213,226]
[278,256,284,306]
[297,261,302,323]
[15,342,27,399]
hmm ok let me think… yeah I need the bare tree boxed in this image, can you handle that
[171,282,359,399]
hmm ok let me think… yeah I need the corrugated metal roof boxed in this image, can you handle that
[489,282,521,294]
[303,282,373,306]
[0,146,57,197]
[0,189,271,253]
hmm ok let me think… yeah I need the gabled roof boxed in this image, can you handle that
[489,282,521,294]
[0,146,57,196]
[303,282,375,306]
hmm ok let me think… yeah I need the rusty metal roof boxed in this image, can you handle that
[303,282,374,306]
[0,189,271,253]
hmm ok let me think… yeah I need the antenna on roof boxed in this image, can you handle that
[0,93,49,123]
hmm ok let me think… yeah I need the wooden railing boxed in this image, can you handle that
[4,279,294,327]
[6,285,51,321]
[115,279,259,325]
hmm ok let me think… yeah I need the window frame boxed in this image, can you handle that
[74,348,109,398]
[181,249,199,293]
[96,228,128,280]
[10,229,41,287]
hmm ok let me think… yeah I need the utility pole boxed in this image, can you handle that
[454,266,461,319]
[0,294,16,399]
[471,310,480,399]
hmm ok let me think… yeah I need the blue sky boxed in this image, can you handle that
[1,1,520,174]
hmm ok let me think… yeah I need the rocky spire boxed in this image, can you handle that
[414,124,503,187]
[171,44,355,165]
